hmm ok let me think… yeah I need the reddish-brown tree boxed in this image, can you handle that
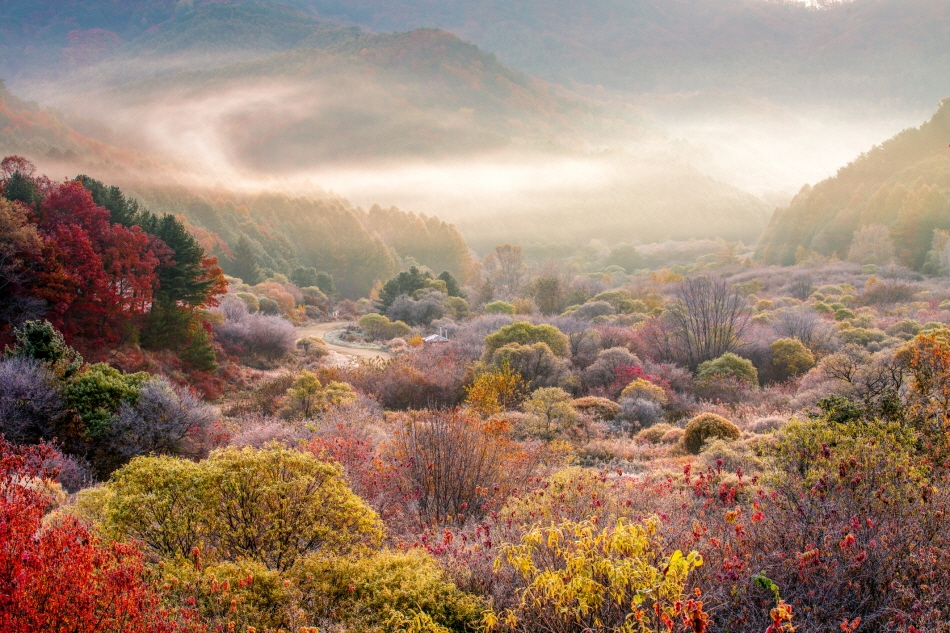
[0,438,199,632]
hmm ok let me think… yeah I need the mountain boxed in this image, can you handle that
[289,0,950,107]
[756,97,950,266]
[1,0,793,250]
[0,80,159,175]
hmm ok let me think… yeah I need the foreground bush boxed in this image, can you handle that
[753,417,950,632]
[490,517,707,633]
[390,409,538,524]
[292,549,485,632]
[0,439,198,633]
[682,412,740,454]
[83,445,384,570]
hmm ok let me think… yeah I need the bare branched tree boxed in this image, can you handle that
[787,274,814,301]
[773,306,836,352]
[651,276,750,370]
[393,410,536,523]
[490,244,527,297]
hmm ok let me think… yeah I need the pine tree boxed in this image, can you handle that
[2,172,39,206]
[231,236,262,285]
[438,270,463,297]
[76,176,143,226]
[315,271,335,296]
[376,266,431,311]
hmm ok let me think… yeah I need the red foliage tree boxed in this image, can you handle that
[0,438,199,633]
[32,181,164,348]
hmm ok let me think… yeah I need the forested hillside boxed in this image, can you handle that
[757,97,950,267]
[132,186,475,298]
[0,81,153,173]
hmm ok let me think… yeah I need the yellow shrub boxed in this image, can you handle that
[490,517,703,632]
[290,549,485,633]
[620,378,668,404]
[683,413,740,454]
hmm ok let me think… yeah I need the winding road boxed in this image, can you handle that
[296,321,392,362]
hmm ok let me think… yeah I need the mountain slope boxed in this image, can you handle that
[756,98,950,265]
[0,80,159,175]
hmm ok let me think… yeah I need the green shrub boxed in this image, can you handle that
[484,300,516,315]
[592,290,632,310]
[519,387,579,440]
[159,559,293,631]
[64,364,149,436]
[359,314,412,341]
[636,423,674,444]
[886,319,922,338]
[6,319,83,378]
[682,412,741,454]
[484,321,569,358]
[834,308,855,320]
[839,327,888,347]
[259,296,281,315]
[86,446,384,570]
[696,353,758,386]
[444,296,470,319]
[300,286,328,307]
[236,292,260,312]
[770,338,815,381]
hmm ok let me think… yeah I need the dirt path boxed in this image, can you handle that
[296,321,392,362]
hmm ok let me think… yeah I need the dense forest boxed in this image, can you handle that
[4,2,950,633]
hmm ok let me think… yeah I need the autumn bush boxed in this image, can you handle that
[491,341,570,390]
[571,396,621,421]
[0,439,199,633]
[517,387,579,441]
[389,409,538,525]
[0,356,67,444]
[82,445,385,570]
[281,370,356,419]
[489,517,707,633]
[291,549,485,632]
[682,412,741,453]
[213,296,296,363]
[101,376,220,466]
[344,344,471,410]
[581,346,641,391]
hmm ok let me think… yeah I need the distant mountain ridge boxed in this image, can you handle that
[0,0,794,250]
[6,0,949,107]
[285,0,950,106]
